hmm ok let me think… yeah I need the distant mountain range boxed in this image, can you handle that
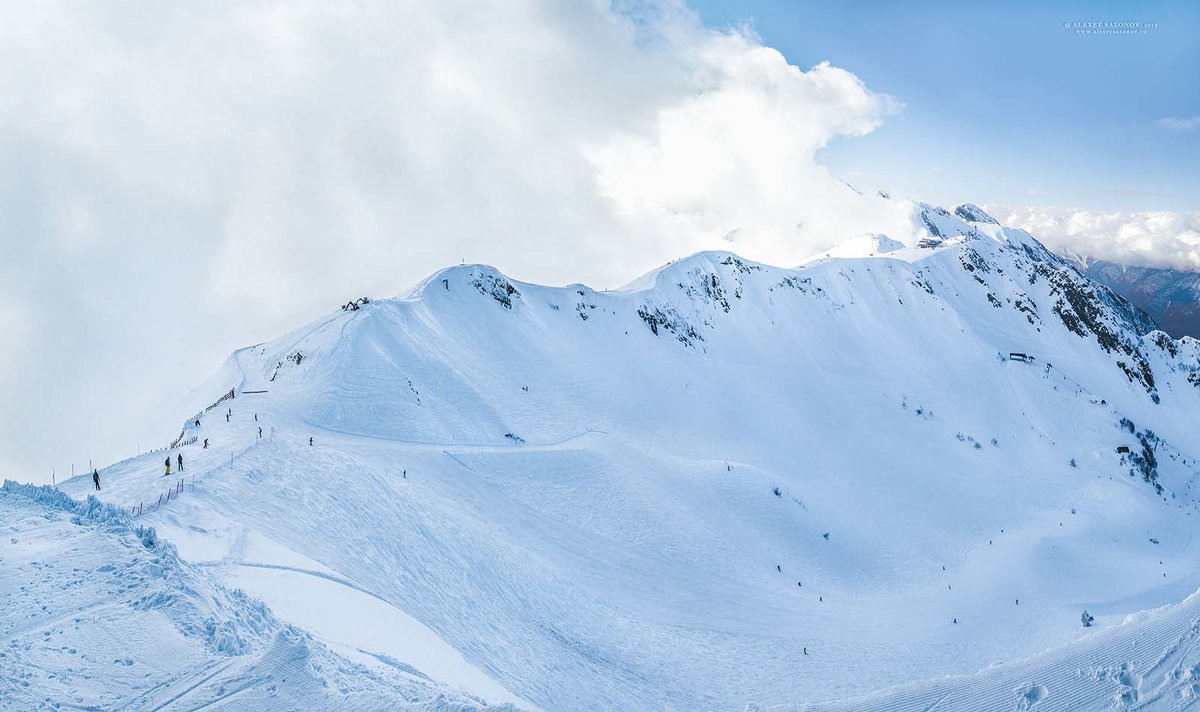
[1072,258,1200,339]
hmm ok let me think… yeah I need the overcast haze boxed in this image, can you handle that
[2,0,1196,484]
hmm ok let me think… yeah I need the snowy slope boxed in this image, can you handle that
[0,481,519,710]
[49,202,1200,709]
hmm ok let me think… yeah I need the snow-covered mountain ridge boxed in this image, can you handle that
[33,202,1200,709]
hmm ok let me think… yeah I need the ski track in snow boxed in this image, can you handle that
[785,589,1200,710]
[0,482,522,710]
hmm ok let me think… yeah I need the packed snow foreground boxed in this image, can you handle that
[13,202,1200,709]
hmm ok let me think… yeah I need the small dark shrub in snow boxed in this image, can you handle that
[773,487,781,497]
[955,432,983,449]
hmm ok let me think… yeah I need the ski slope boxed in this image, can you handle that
[788,585,1200,710]
[39,202,1200,709]
[0,481,520,710]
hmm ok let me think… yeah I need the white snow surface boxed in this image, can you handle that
[30,202,1200,709]
[806,233,906,260]
[0,481,519,710]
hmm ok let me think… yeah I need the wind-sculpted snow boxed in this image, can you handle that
[3,479,132,525]
[0,482,522,709]
[40,200,1200,709]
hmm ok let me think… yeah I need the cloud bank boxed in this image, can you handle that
[987,206,1200,272]
[0,0,912,482]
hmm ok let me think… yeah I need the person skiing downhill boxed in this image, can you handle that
[92,469,100,491]
[177,453,184,472]
[164,457,171,476]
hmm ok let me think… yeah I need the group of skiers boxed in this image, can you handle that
[87,406,326,497]
[162,410,300,474]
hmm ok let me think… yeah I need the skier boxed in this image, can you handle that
[254,413,258,422]
[177,453,184,472]
[258,426,262,439]
[92,469,100,491]
[203,438,209,449]
[164,457,171,476]
[309,437,313,446]
[226,412,230,422]
[194,419,200,428]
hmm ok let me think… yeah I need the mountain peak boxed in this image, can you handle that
[954,203,1000,225]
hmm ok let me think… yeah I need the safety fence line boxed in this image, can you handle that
[130,476,194,518]
[205,388,236,412]
[169,388,236,449]
[167,427,188,450]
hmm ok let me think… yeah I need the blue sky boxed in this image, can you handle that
[691,0,1200,211]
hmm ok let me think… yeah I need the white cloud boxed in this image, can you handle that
[1156,116,1200,132]
[986,205,1200,271]
[0,0,912,482]
[588,31,912,261]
